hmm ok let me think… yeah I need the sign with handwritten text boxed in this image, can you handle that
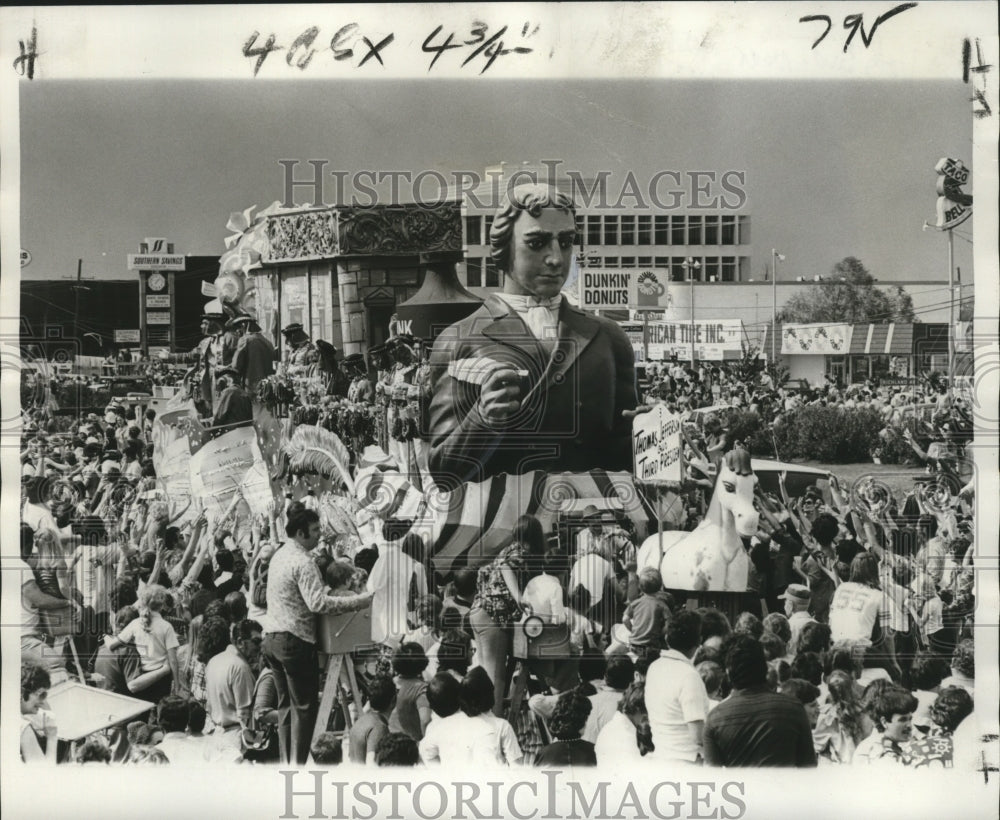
[189,426,271,520]
[632,405,683,482]
[242,19,540,76]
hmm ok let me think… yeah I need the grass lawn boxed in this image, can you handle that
[791,460,927,500]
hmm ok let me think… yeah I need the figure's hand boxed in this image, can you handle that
[41,710,58,739]
[477,368,523,424]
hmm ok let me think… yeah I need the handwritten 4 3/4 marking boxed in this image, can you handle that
[242,21,540,77]
[422,21,539,74]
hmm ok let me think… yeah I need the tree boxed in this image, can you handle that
[777,257,916,324]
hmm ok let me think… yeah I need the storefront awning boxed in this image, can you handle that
[848,323,913,355]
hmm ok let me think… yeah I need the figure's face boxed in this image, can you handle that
[883,712,914,744]
[505,208,576,298]
[803,699,820,729]
[22,687,48,715]
[239,630,263,665]
[297,521,321,550]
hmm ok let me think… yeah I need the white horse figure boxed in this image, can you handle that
[638,448,759,592]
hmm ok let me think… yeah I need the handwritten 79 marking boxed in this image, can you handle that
[800,2,918,52]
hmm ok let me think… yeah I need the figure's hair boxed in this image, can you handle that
[21,661,50,702]
[762,613,791,645]
[638,567,663,595]
[427,673,461,718]
[374,732,420,767]
[929,686,973,734]
[790,652,824,686]
[548,689,592,741]
[796,622,832,655]
[512,514,547,555]
[759,632,787,661]
[723,634,768,689]
[666,610,703,655]
[75,735,112,764]
[459,667,495,717]
[849,552,881,588]
[367,675,397,712]
[157,695,191,733]
[605,655,635,691]
[139,583,168,613]
[489,184,577,273]
[951,639,974,678]
[781,677,820,705]
[392,642,429,679]
[910,652,949,691]
[197,616,231,663]
[734,612,764,640]
[311,732,344,765]
[436,629,472,675]
[866,685,917,729]
[696,661,727,697]
[825,670,867,744]
[697,608,732,642]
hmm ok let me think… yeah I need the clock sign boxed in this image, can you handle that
[148,273,166,292]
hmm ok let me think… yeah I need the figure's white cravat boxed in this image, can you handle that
[496,293,562,349]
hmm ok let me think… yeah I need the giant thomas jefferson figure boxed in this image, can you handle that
[427,184,638,487]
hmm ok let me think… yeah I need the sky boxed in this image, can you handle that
[19,78,973,287]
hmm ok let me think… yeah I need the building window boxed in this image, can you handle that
[654,215,670,245]
[485,259,501,288]
[604,215,619,245]
[738,215,750,244]
[637,256,652,266]
[671,258,686,282]
[721,215,737,245]
[688,216,703,245]
[739,256,751,281]
[604,257,619,268]
[704,256,720,282]
[637,215,652,245]
[465,215,482,245]
[621,256,636,268]
[704,215,719,245]
[620,215,636,245]
[671,216,686,246]
[466,258,483,288]
[484,216,494,243]
[654,256,671,269]
[587,215,602,247]
[721,257,738,282]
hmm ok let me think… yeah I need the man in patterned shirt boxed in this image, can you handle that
[853,685,918,767]
[261,503,373,765]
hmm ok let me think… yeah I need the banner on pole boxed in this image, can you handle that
[781,323,853,354]
[645,319,743,360]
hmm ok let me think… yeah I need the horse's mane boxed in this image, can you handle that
[724,447,753,477]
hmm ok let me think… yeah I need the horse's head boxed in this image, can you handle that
[715,448,759,537]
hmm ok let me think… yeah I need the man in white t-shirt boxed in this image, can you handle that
[644,611,709,764]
